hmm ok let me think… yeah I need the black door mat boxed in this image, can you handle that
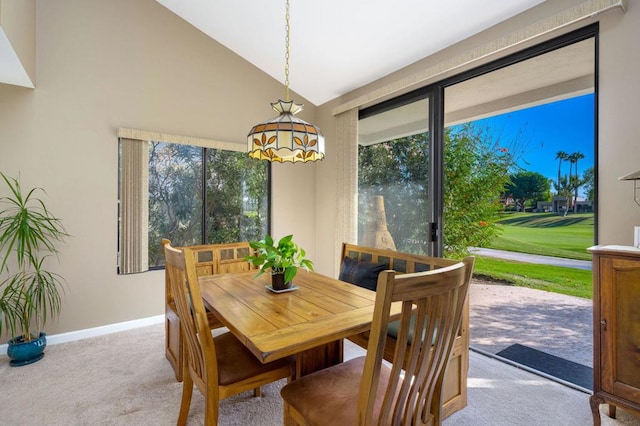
[495,343,592,390]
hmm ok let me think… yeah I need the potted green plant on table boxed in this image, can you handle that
[246,234,314,291]
[0,173,68,366]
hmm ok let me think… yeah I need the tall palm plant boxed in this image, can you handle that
[0,173,68,342]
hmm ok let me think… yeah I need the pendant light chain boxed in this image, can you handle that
[246,0,325,163]
[284,0,290,102]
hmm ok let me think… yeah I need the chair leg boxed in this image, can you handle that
[253,387,262,397]
[177,334,185,382]
[204,390,219,426]
[177,373,194,426]
[283,401,298,426]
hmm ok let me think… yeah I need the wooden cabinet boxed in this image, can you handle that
[589,245,640,425]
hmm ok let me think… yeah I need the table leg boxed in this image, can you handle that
[296,340,343,377]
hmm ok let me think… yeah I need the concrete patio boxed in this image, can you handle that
[469,278,593,381]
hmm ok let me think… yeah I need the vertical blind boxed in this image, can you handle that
[333,108,358,269]
[119,137,149,274]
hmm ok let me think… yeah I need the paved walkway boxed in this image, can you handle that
[469,247,592,270]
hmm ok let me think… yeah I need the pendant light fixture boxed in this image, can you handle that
[247,0,325,163]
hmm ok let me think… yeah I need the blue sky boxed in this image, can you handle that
[470,93,595,183]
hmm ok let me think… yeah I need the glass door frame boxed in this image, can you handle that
[359,89,440,256]
[358,23,598,256]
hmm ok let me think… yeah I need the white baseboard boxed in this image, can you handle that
[0,314,164,356]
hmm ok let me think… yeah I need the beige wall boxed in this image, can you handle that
[598,2,640,243]
[0,0,317,338]
[315,0,639,276]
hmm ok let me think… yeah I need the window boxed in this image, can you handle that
[118,136,270,274]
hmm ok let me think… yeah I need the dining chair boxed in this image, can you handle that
[163,240,296,425]
[164,239,222,381]
[163,239,256,382]
[280,256,475,426]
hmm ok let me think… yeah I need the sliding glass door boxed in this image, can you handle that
[442,35,596,257]
[356,26,597,381]
[356,25,596,260]
[358,95,439,255]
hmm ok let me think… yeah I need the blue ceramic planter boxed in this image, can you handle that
[7,332,47,366]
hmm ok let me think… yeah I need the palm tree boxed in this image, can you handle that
[556,175,572,217]
[555,151,568,212]
[555,151,568,190]
[569,152,585,212]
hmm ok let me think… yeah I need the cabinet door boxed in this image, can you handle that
[600,256,640,401]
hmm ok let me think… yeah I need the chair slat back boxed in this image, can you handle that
[189,242,257,275]
[165,241,256,308]
[163,241,219,397]
[358,256,474,425]
[341,243,457,274]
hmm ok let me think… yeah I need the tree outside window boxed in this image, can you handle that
[147,142,269,268]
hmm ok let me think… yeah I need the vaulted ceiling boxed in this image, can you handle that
[155,0,548,106]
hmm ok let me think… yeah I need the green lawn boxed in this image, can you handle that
[474,211,594,299]
[487,212,594,260]
[472,256,592,299]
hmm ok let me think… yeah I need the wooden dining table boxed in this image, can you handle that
[199,269,402,377]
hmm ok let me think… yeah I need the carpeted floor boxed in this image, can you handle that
[1,322,640,425]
